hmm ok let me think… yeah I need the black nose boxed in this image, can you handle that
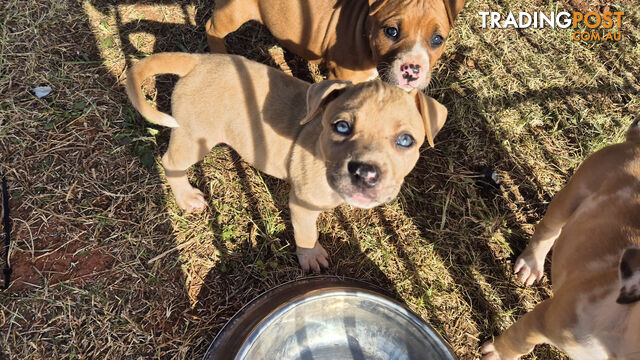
[348,161,381,188]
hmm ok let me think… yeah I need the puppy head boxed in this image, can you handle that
[304,80,447,208]
[366,0,465,90]
[617,247,640,305]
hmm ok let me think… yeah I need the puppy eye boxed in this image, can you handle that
[383,26,399,40]
[430,34,444,47]
[396,133,415,148]
[333,120,352,135]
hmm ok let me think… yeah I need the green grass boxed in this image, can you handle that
[1,0,638,359]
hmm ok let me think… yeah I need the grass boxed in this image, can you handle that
[0,0,638,358]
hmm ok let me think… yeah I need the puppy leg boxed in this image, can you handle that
[162,130,213,213]
[206,0,260,53]
[515,180,587,285]
[289,192,328,272]
[481,299,553,360]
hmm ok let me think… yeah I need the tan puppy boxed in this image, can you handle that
[125,53,447,271]
[481,121,640,359]
[206,0,465,90]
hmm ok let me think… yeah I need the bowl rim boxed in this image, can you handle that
[202,276,456,360]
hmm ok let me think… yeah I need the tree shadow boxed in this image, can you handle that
[78,1,636,358]
[81,2,398,357]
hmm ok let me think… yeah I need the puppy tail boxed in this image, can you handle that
[125,53,200,128]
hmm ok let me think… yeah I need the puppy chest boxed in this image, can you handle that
[566,290,629,359]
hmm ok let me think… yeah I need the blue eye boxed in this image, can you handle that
[333,121,352,135]
[396,134,414,148]
[430,34,444,47]
[384,26,399,40]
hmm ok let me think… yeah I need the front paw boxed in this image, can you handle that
[480,342,517,360]
[296,243,329,273]
[513,249,545,286]
[174,188,207,213]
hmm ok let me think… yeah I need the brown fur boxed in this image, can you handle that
[125,52,447,271]
[205,0,465,89]
[481,122,640,359]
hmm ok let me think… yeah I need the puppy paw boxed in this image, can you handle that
[296,243,329,273]
[513,249,546,286]
[480,342,515,360]
[175,188,207,213]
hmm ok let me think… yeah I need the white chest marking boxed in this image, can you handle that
[567,290,628,359]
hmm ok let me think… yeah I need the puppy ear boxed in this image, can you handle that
[625,116,640,142]
[443,0,465,27]
[300,80,351,125]
[617,248,640,304]
[412,90,447,148]
[368,0,391,15]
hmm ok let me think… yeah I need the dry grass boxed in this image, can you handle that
[0,0,639,358]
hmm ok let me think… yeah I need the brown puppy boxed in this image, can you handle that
[125,53,447,271]
[481,120,640,359]
[206,0,465,90]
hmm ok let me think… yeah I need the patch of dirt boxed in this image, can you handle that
[8,218,113,292]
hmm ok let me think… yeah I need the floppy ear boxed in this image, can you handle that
[625,115,640,142]
[412,90,448,148]
[443,0,465,27]
[300,80,351,125]
[617,247,640,304]
[368,0,391,15]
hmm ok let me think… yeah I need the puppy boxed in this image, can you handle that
[206,0,465,90]
[481,120,640,359]
[125,53,448,271]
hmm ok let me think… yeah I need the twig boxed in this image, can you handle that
[147,238,196,264]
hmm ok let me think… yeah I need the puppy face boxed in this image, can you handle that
[307,81,447,208]
[367,0,454,91]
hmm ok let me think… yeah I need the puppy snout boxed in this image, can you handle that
[348,161,381,188]
[401,63,421,74]
[400,63,421,81]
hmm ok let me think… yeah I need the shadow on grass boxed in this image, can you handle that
[83,2,397,357]
[79,0,637,358]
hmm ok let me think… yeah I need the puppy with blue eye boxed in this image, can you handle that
[126,53,447,272]
[206,0,465,90]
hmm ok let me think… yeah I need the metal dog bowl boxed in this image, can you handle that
[203,277,456,360]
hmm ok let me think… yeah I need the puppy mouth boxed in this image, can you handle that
[398,81,420,91]
[328,171,383,208]
[344,191,378,208]
[329,177,398,209]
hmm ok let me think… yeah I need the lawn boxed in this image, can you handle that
[0,0,638,358]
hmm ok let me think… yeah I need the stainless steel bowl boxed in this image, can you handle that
[204,277,456,360]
